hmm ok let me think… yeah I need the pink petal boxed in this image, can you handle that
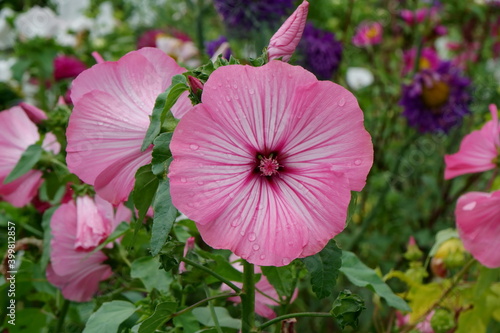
[75,196,110,250]
[19,102,47,123]
[456,191,500,268]
[0,170,43,207]
[42,132,61,154]
[267,1,309,62]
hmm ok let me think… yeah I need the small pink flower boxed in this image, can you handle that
[444,104,499,180]
[179,236,196,273]
[47,195,131,302]
[168,61,373,266]
[352,22,383,47]
[402,47,440,75]
[455,190,500,268]
[267,1,309,62]
[400,8,437,26]
[66,47,191,204]
[0,106,59,207]
[53,55,87,81]
[396,311,434,333]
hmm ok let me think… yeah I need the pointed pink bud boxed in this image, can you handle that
[91,51,105,64]
[408,236,416,247]
[19,102,47,124]
[267,1,309,62]
[188,75,204,95]
[179,237,196,273]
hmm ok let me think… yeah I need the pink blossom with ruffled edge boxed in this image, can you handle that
[0,106,60,207]
[455,190,500,268]
[221,255,298,319]
[66,47,191,204]
[267,1,309,62]
[444,104,499,180]
[352,22,383,47]
[168,60,373,266]
[402,47,440,75]
[47,195,131,302]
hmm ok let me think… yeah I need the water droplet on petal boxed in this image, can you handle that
[282,257,291,265]
[288,241,294,247]
[197,180,204,185]
[189,143,199,150]
[259,254,266,260]
[240,230,245,236]
[338,97,346,106]
[463,201,476,211]
[233,84,238,89]
[354,159,362,166]
[225,96,231,102]
[252,244,260,251]
[249,88,255,95]
[180,177,187,183]
[248,232,256,242]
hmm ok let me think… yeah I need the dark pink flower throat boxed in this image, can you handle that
[258,155,281,176]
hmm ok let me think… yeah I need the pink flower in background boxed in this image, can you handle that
[352,22,383,47]
[66,47,191,204]
[402,47,440,75]
[168,60,373,266]
[18,102,47,123]
[221,255,298,319]
[47,195,131,302]
[396,310,434,333]
[400,7,438,26]
[53,55,87,81]
[179,236,195,273]
[0,106,60,207]
[267,1,309,62]
[444,104,499,179]
[455,190,500,268]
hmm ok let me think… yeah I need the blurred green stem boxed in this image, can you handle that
[172,292,239,318]
[180,257,241,293]
[259,312,332,330]
[241,260,256,333]
[55,299,70,333]
[205,285,223,333]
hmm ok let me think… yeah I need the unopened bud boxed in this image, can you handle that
[430,308,455,333]
[404,236,423,261]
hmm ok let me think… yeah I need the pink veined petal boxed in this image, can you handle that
[19,102,47,123]
[489,104,499,147]
[0,170,43,207]
[42,132,61,154]
[75,196,109,250]
[455,191,500,268]
[444,107,500,179]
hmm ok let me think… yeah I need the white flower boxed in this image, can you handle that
[15,6,59,39]
[156,36,200,68]
[0,8,15,50]
[346,67,374,90]
[0,57,16,82]
[89,2,116,39]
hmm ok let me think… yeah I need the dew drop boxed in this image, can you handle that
[189,143,199,150]
[197,180,204,185]
[249,88,255,95]
[259,254,266,260]
[240,230,245,236]
[252,244,260,251]
[282,257,291,265]
[248,232,256,242]
[218,82,222,87]
[230,219,240,227]
[288,241,294,247]
[180,177,187,183]
[233,84,238,89]
[338,97,346,106]
[354,159,362,166]
[225,96,231,102]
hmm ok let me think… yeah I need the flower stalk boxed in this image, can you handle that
[241,260,256,333]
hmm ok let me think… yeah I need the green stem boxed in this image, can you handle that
[172,292,240,318]
[180,257,241,293]
[55,299,70,333]
[205,286,223,333]
[241,260,256,333]
[259,312,332,330]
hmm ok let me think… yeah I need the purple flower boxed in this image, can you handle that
[296,23,343,80]
[53,55,87,81]
[400,61,471,133]
[213,0,294,31]
[205,36,231,59]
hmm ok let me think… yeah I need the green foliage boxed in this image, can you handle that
[133,164,159,224]
[150,179,177,256]
[192,307,241,329]
[4,144,43,183]
[261,265,295,300]
[137,301,177,333]
[83,301,136,333]
[130,256,173,293]
[330,290,365,330]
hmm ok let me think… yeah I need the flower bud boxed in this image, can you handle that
[430,308,455,333]
[404,236,423,261]
[267,1,309,62]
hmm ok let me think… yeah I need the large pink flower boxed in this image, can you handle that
[444,104,499,180]
[0,106,59,207]
[168,60,373,266]
[455,190,500,268]
[66,47,191,204]
[47,195,131,302]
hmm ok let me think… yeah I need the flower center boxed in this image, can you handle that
[366,26,379,39]
[419,57,431,70]
[421,80,450,109]
[259,155,280,177]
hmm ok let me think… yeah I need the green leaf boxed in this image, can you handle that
[133,165,159,224]
[261,265,294,300]
[131,256,173,293]
[151,133,173,177]
[141,75,188,151]
[192,307,241,329]
[173,311,201,333]
[340,251,411,311]
[150,179,177,256]
[83,301,136,333]
[138,301,177,333]
[40,206,58,270]
[5,308,49,333]
[330,290,365,330]
[87,222,130,256]
[4,144,43,183]
[302,239,342,299]
[197,250,244,283]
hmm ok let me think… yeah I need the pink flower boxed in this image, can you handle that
[179,236,195,273]
[455,190,500,268]
[444,104,499,180]
[47,195,131,302]
[396,311,434,333]
[267,1,309,62]
[400,8,438,26]
[221,255,298,319]
[53,55,87,81]
[402,47,440,75]
[168,60,373,266]
[352,22,383,47]
[66,47,191,204]
[0,106,60,207]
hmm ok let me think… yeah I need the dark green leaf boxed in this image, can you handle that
[302,239,342,299]
[150,179,177,256]
[4,144,43,183]
[151,133,173,177]
[138,301,177,333]
[142,92,167,151]
[133,165,159,223]
[172,311,201,333]
[261,265,294,300]
[340,251,411,311]
[131,256,173,293]
[330,290,365,330]
[83,301,136,333]
[192,307,241,329]
[40,206,57,270]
